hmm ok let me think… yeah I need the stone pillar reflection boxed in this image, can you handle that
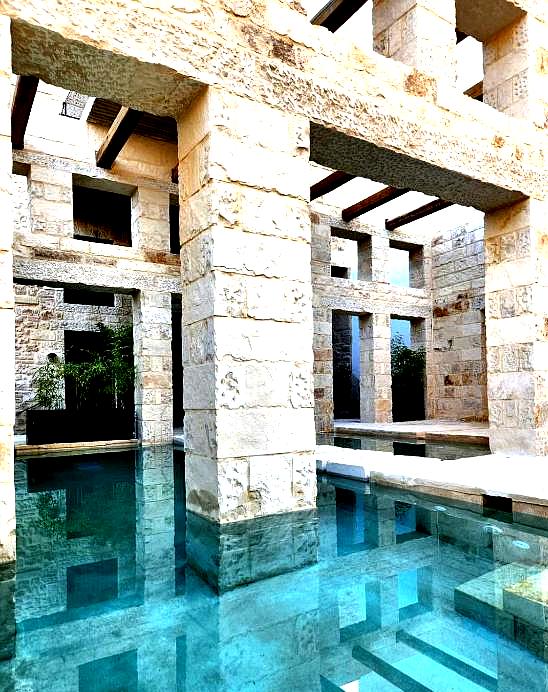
[135,446,175,601]
[0,15,16,591]
[177,87,315,526]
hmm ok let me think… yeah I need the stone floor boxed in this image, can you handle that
[335,419,489,445]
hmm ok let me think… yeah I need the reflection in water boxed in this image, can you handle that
[1,448,547,690]
[318,432,491,460]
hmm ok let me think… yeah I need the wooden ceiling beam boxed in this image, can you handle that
[11,75,39,150]
[464,80,483,101]
[311,0,370,32]
[310,170,355,200]
[385,199,453,231]
[342,186,409,222]
[96,106,143,168]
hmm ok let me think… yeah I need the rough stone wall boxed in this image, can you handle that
[14,284,132,433]
[430,224,488,422]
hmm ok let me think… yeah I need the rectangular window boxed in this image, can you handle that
[73,177,132,246]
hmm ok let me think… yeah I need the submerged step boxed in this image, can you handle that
[353,643,491,692]
[396,630,497,691]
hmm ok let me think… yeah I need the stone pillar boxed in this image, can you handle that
[28,165,73,236]
[369,234,389,283]
[178,87,315,527]
[360,313,392,422]
[483,15,548,455]
[133,290,173,444]
[484,199,548,455]
[131,186,170,251]
[0,15,16,591]
[483,15,547,126]
[372,0,457,82]
[311,219,334,433]
[411,317,430,419]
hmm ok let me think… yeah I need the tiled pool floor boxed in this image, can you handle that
[0,447,546,691]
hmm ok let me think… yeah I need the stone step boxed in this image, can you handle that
[454,562,547,660]
[396,630,497,691]
[353,643,491,692]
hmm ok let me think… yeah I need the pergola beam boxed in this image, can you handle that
[11,75,39,150]
[311,0,369,32]
[342,186,409,222]
[464,80,483,101]
[96,106,143,168]
[310,170,355,200]
[385,199,453,231]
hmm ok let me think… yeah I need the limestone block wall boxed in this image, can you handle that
[14,284,132,433]
[430,223,488,421]
[311,208,432,432]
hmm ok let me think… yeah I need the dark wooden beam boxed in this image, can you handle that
[464,80,483,101]
[310,170,355,200]
[385,198,453,231]
[96,106,143,168]
[11,75,39,150]
[171,162,179,184]
[342,186,409,222]
[311,0,369,32]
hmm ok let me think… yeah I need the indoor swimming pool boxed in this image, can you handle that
[0,446,546,691]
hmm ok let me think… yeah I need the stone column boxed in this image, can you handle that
[360,313,392,422]
[372,0,457,82]
[483,16,548,455]
[0,15,16,591]
[483,15,547,126]
[131,186,170,251]
[133,290,173,444]
[369,234,389,284]
[177,87,315,526]
[311,219,334,433]
[484,199,548,455]
[28,165,73,236]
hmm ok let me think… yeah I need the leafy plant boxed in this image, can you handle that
[391,334,426,380]
[31,356,65,409]
[31,323,134,412]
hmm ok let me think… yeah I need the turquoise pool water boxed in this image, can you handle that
[1,446,546,691]
[318,433,491,460]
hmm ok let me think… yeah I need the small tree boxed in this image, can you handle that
[391,334,426,421]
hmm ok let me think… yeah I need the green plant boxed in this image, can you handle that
[31,323,134,411]
[391,334,426,380]
[31,356,65,409]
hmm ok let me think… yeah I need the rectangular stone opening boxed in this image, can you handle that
[169,194,179,255]
[331,227,372,281]
[172,293,184,430]
[391,317,426,421]
[332,311,360,419]
[73,175,133,246]
[63,288,115,306]
[389,240,424,288]
[483,493,513,520]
